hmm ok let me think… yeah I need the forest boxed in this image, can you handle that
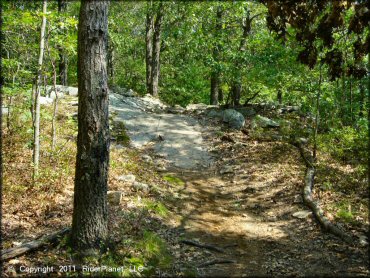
[1,0,369,277]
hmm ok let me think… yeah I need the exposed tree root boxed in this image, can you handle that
[198,258,235,268]
[1,227,70,261]
[292,141,354,244]
[180,239,224,253]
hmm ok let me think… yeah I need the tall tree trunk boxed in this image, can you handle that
[231,9,255,107]
[151,2,163,97]
[71,0,110,254]
[277,89,282,105]
[107,38,114,81]
[210,6,222,105]
[33,0,47,179]
[210,72,219,105]
[58,0,68,85]
[145,1,154,95]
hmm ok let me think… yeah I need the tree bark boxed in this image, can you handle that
[33,0,47,179]
[71,0,110,254]
[58,0,68,85]
[210,6,222,105]
[151,2,163,97]
[231,9,254,107]
[107,37,114,81]
[145,1,154,95]
[277,89,282,104]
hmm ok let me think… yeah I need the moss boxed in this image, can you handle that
[163,174,185,187]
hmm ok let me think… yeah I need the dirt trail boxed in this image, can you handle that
[165,137,368,277]
[111,94,368,276]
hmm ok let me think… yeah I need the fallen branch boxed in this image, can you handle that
[292,142,353,244]
[198,258,235,268]
[1,227,70,261]
[180,239,224,253]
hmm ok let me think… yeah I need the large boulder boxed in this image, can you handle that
[110,85,136,97]
[235,107,256,118]
[222,109,245,130]
[251,115,279,128]
[48,90,64,100]
[40,96,54,106]
[206,109,224,119]
[46,85,78,97]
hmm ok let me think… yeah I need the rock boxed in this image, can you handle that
[46,85,78,96]
[222,109,245,130]
[39,96,54,106]
[166,105,185,114]
[117,174,136,183]
[186,103,218,111]
[235,107,256,117]
[67,87,78,96]
[292,210,312,219]
[298,137,309,145]
[48,90,65,99]
[206,109,223,119]
[359,235,368,247]
[278,105,299,114]
[69,101,79,106]
[1,106,9,115]
[220,165,234,174]
[251,115,280,128]
[107,191,123,205]
[132,182,150,193]
[142,155,152,162]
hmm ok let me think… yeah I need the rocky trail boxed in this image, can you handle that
[3,90,367,277]
[108,92,369,277]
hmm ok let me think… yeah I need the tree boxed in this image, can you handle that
[71,0,110,254]
[57,0,68,86]
[210,5,223,105]
[145,1,164,97]
[145,1,154,95]
[33,0,47,178]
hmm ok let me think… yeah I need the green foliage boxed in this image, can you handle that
[142,199,169,218]
[137,231,172,270]
[318,124,367,164]
[163,174,185,187]
[336,203,354,223]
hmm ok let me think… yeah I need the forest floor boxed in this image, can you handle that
[2,92,369,277]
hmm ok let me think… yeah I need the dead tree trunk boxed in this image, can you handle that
[33,0,47,179]
[145,1,154,95]
[210,6,222,105]
[58,0,68,85]
[71,0,110,254]
[151,2,163,97]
